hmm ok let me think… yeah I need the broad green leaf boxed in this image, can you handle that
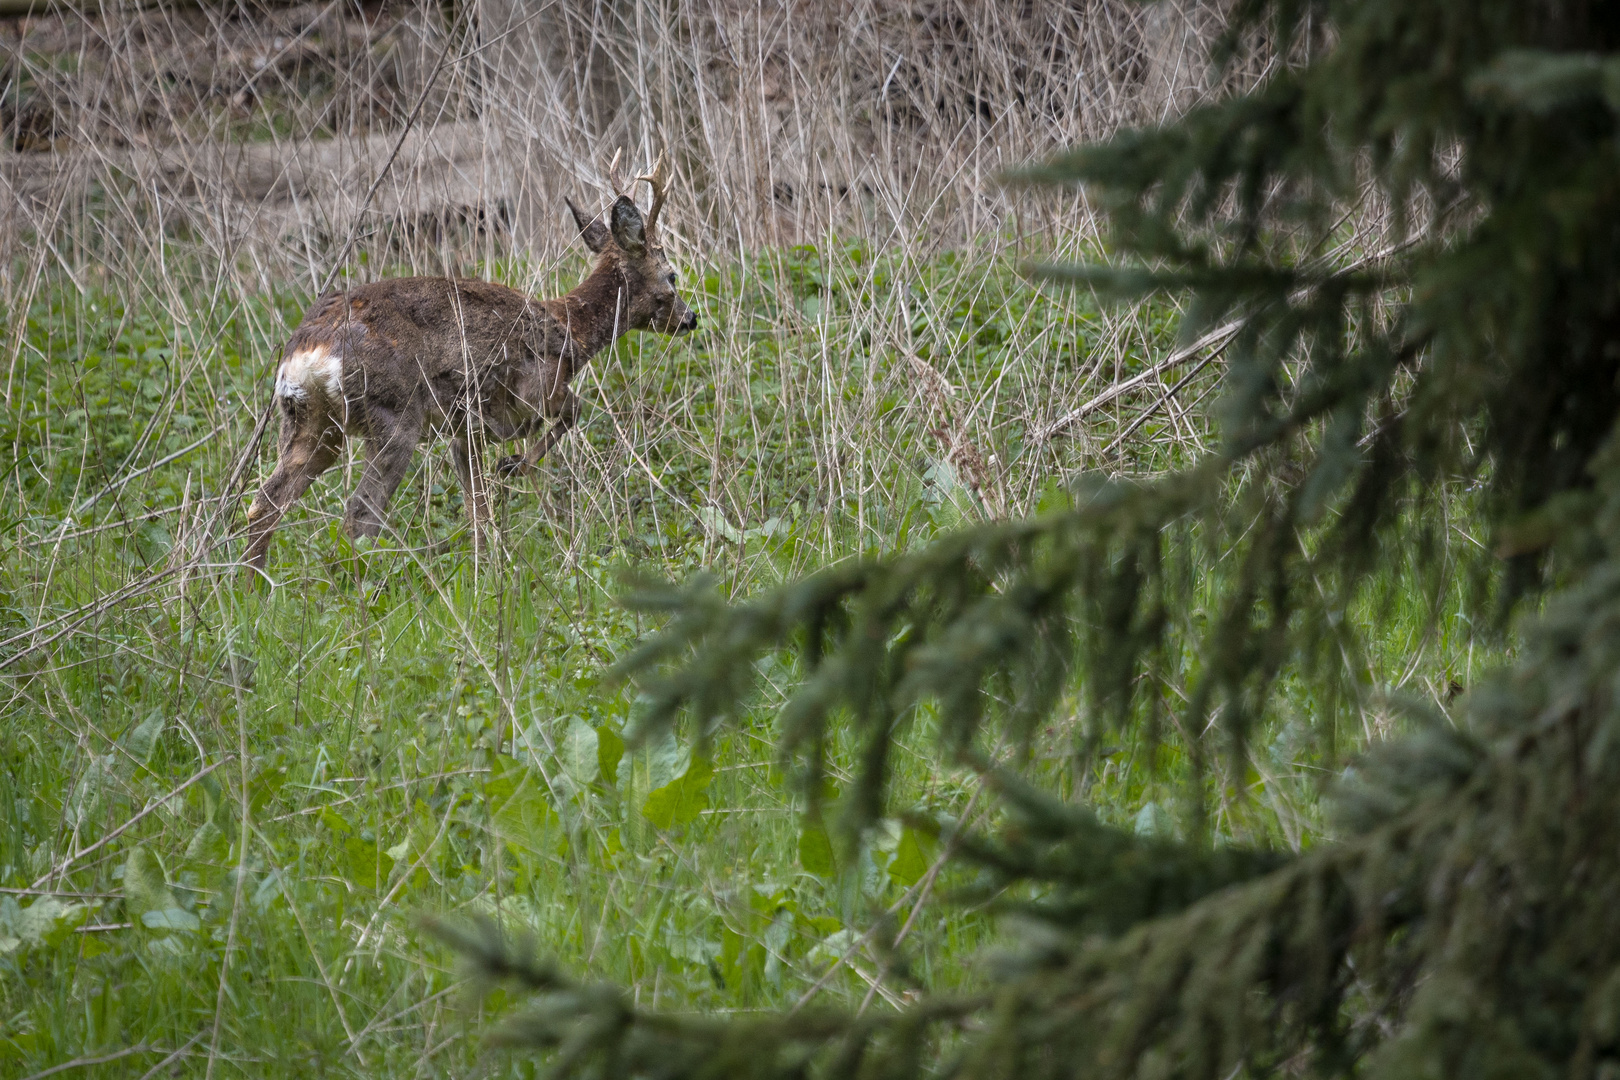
[488,755,558,854]
[319,807,353,835]
[1036,479,1074,515]
[889,825,936,887]
[802,913,843,935]
[484,754,524,801]
[810,927,860,968]
[199,774,225,823]
[563,717,600,785]
[643,755,714,830]
[343,835,394,892]
[697,505,744,544]
[7,897,88,948]
[646,729,686,792]
[252,870,285,911]
[1133,801,1173,838]
[126,712,165,762]
[598,725,625,786]
[798,821,836,876]
[141,907,199,932]
[123,846,178,919]
[871,818,903,857]
[667,934,721,965]
[250,763,288,814]
[184,820,227,863]
[66,755,112,828]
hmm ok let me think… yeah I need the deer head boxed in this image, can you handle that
[565,150,698,335]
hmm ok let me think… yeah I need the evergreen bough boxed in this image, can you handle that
[444,2,1620,1076]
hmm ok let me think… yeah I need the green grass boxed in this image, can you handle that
[0,238,1492,1078]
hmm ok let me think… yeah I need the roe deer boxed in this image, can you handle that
[242,153,695,573]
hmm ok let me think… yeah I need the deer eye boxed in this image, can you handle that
[666,272,677,285]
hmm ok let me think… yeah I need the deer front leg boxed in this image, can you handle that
[497,390,581,477]
[448,435,492,553]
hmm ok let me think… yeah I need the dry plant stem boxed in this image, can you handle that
[29,758,227,890]
[909,353,1005,517]
[855,782,986,1015]
[791,782,989,1015]
[133,1033,207,1080]
[1035,231,1430,459]
[19,1044,166,1080]
[206,566,258,1080]
[345,985,461,1060]
[270,840,365,1050]
[0,566,186,670]
[0,0,307,13]
[1102,342,1232,456]
[1037,317,1244,442]
[69,420,227,518]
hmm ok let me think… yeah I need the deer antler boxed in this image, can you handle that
[605,149,671,240]
[606,148,629,197]
[635,151,669,237]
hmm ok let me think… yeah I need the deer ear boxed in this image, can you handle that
[566,197,611,254]
[609,195,647,255]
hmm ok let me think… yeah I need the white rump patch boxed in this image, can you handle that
[275,346,343,404]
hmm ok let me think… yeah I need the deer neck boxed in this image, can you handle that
[555,257,634,364]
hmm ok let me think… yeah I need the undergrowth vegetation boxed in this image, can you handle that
[0,1,1508,1075]
[0,236,1489,1077]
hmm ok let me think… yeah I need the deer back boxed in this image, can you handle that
[278,277,576,440]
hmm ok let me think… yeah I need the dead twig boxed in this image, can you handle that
[1043,232,1434,447]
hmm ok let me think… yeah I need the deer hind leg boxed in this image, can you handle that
[496,390,581,477]
[448,435,492,553]
[243,402,343,574]
[344,408,424,544]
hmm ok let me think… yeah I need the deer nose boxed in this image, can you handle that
[680,309,699,332]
